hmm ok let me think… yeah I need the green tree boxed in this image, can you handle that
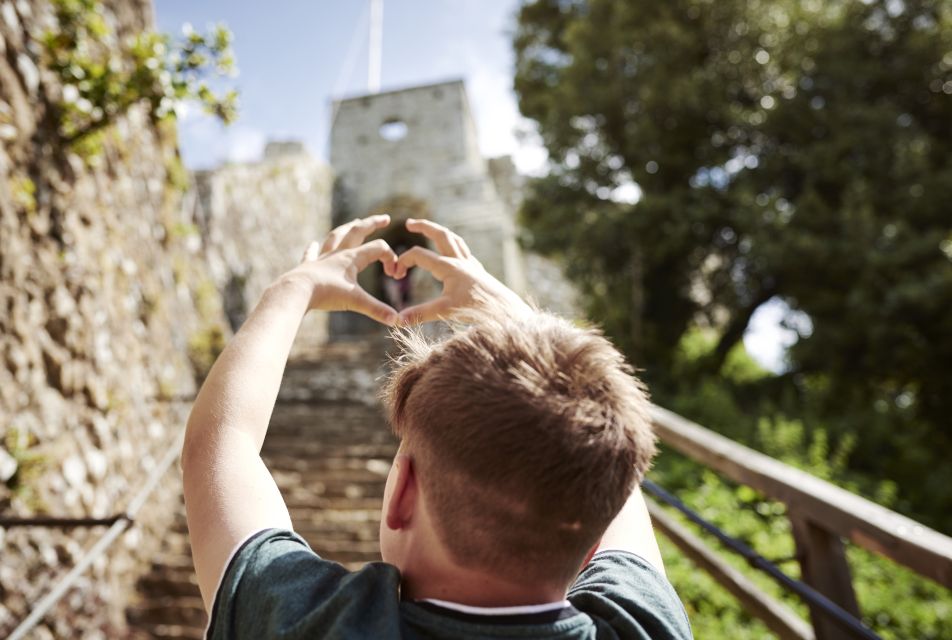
[514,0,952,528]
[516,0,775,369]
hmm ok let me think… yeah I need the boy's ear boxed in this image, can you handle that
[385,453,417,531]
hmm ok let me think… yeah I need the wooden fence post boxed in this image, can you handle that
[790,514,862,640]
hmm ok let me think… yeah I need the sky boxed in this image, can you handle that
[153,0,545,172]
[153,0,795,371]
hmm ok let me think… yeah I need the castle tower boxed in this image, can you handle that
[328,79,526,335]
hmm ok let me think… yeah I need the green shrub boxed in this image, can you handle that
[649,348,952,638]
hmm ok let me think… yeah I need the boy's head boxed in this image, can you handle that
[380,312,656,589]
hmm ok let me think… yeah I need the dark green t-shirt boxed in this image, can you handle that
[207,529,693,639]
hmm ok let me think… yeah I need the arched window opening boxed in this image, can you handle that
[379,118,408,141]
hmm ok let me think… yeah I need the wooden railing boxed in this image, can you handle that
[646,405,952,640]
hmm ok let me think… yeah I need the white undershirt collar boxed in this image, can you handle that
[419,598,572,616]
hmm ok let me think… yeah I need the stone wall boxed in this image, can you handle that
[0,1,228,636]
[191,142,333,354]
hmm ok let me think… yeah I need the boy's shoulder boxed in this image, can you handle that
[207,529,693,640]
[569,550,693,639]
[206,529,403,639]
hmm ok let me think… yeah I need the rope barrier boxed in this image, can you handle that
[642,478,882,640]
[0,515,125,528]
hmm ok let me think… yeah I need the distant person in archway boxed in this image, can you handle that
[181,214,693,639]
[382,243,412,310]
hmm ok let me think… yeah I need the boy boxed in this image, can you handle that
[182,215,693,639]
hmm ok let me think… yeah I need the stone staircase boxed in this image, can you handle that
[127,337,398,638]
[127,505,207,639]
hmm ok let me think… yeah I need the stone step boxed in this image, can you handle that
[268,405,386,420]
[129,623,206,640]
[264,445,394,460]
[303,538,380,553]
[273,478,389,497]
[286,340,385,364]
[127,595,207,628]
[287,507,381,524]
[281,483,386,501]
[143,565,197,578]
[262,441,396,459]
[265,433,393,448]
[280,496,383,511]
[263,457,393,478]
[264,422,393,438]
[273,473,387,489]
[289,524,380,544]
[150,554,197,573]
[137,569,202,598]
[267,406,388,425]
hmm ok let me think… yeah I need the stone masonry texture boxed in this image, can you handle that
[191,143,333,354]
[0,0,223,636]
[0,1,331,636]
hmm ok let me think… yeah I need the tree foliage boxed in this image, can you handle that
[514,0,952,528]
[42,0,238,147]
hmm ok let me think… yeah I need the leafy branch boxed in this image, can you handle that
[41,0,238,147]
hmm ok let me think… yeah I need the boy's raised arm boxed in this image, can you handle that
[597,484,666,574]
[181,215,398,610]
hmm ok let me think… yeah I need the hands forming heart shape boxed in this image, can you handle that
[286,214,529,327]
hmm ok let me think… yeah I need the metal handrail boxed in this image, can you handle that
[7,428,186,640]
[0,515,127,528]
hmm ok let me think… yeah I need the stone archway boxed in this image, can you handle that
[331,195,438,339]
[364,195,434,313]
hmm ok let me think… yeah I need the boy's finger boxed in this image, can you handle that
[320,226,346,254]
[396,246,451,280]
[339,214,391,250]
[352,239,398,275]
[322,215,390,254]
[405,218,460,257]
[349,288,398,326]
[398,297,453,325]
[450,235,472,258]
[303,241,321,262]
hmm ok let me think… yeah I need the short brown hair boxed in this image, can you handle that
[382,312,656,585]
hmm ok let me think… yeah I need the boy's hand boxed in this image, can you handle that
[282,214,399,326]
[395,218,530,324]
